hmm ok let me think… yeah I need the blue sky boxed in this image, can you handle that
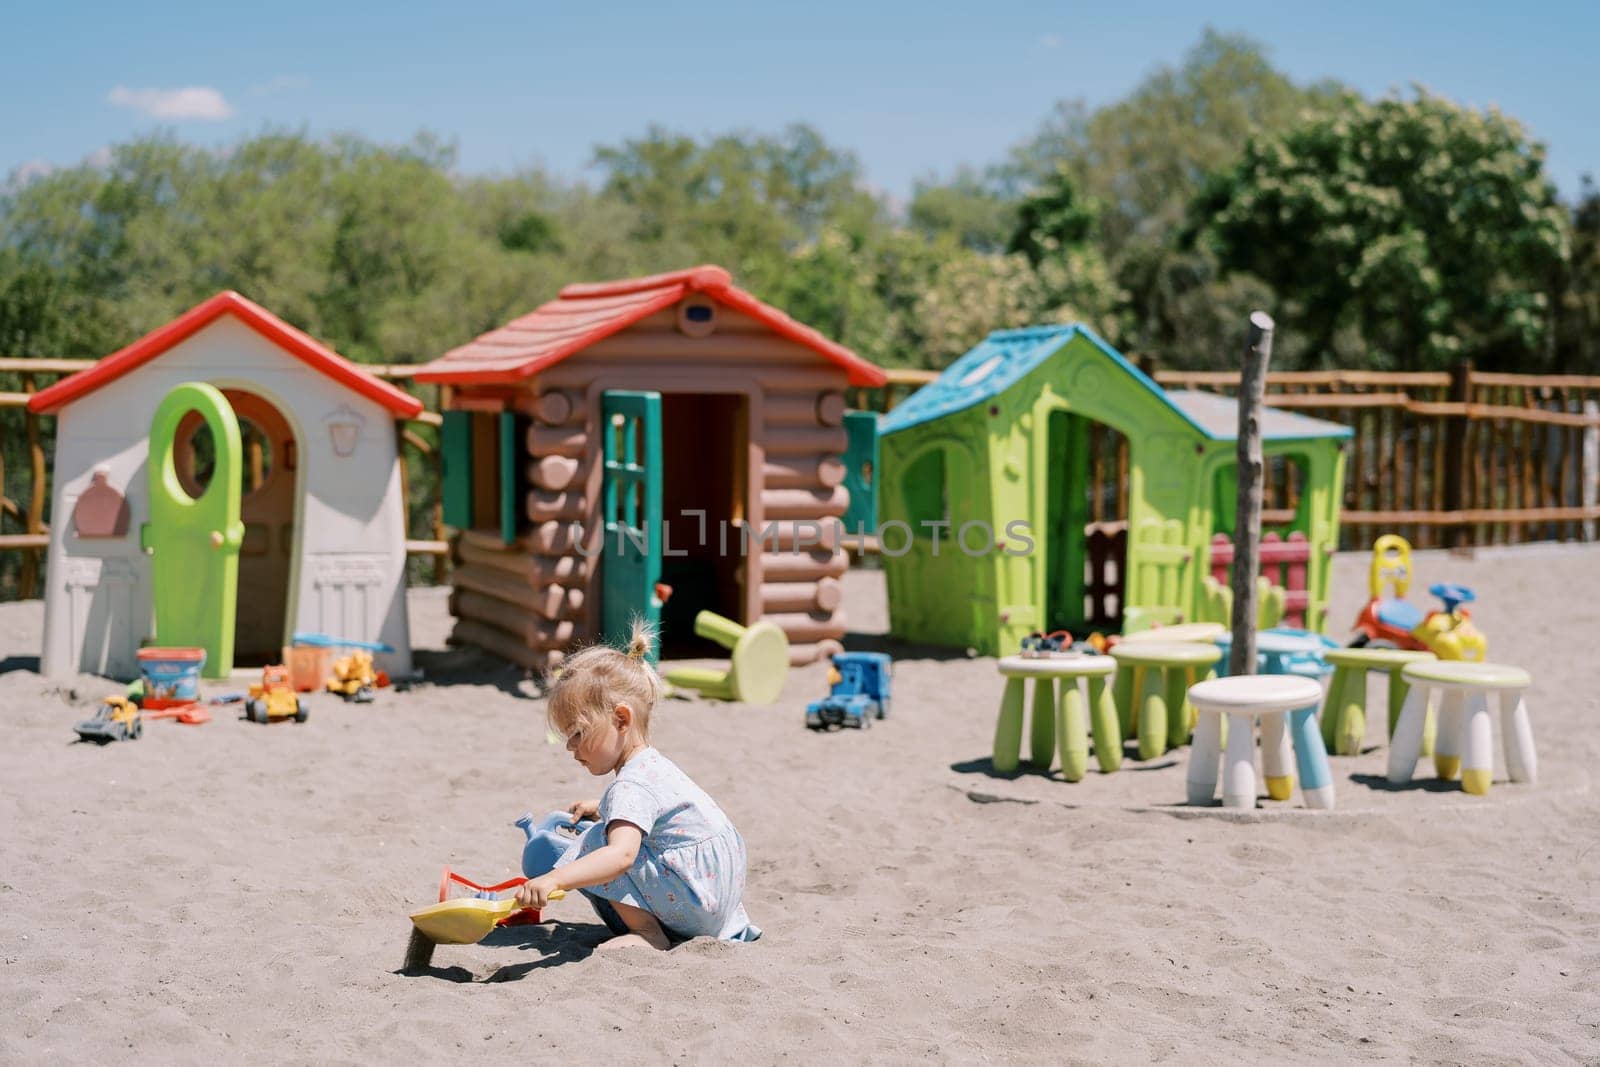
[3,1,1594,201]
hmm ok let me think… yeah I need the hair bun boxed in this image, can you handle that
[626,617,657,661]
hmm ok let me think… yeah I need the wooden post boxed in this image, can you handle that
[21,373,44,600]
[1584,399,1598,542]
[434,383,452,584]
[1444,361,1473,548]
[1228,312,1274,678]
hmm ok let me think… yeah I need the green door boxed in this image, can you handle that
[601,390,663,661]
[142,382,245,678]
[841,410,878,532]
[1044,411,1091,632]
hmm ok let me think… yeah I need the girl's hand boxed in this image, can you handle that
[568,798,601,822]
[515,874,561,910]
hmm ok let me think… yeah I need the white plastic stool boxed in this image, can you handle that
[1387,661,1534,795]
[1186,674,1333,810]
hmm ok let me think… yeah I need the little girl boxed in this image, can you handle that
[515,622,761,948]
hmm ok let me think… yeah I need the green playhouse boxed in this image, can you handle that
[877,325,1351,656]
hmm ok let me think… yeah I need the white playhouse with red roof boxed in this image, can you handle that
[28,292,422,680]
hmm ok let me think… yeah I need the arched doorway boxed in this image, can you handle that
[175,390,299,665]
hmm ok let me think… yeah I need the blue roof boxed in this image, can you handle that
[878,323,1351,442]
[878,325,1058,435]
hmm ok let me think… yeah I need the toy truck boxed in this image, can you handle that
[74,695,143,743]
[247,664,309,723]
[805,652,892,730]
[326,649,377,703]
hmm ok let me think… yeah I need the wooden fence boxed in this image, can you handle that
[4,362,1598,600]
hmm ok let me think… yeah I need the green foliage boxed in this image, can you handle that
[994,29,1344,365]
[908,168,1017,253]
[1015,30,1341,257]
[591,122,879,282]
[1554,178,1600,373]
[1192,89,1570,370]
[1008,167,1097,267]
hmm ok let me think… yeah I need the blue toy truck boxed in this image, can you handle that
[805,652,892,730]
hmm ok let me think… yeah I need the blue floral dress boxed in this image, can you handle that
[557,747,760,942]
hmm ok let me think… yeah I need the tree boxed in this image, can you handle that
[907,167,1017,253]
[1191,89,1570,370]
[1007,167,1096,266]
[590,123,881,282]
[1554,177,1600,373]
[998,29,1341,364]
[1004,30,1338,259]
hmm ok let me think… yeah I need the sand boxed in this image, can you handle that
[2,546,1598,1064]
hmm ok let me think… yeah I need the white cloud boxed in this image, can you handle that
[12,159,56,184]
[250,74,310,97]
[1040,33,1062,49]
[107,85,233,120]
[7,146,115,189]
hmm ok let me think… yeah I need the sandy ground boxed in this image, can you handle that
[2,546,1598,1065]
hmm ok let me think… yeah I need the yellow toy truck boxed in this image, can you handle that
[326,650,377,703]
[74,695,143,743]
[247,664,309,723]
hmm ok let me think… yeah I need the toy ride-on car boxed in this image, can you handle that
[247,664,309,723]
[74,695,143,743]
[806,652,892,730]
[1350,535,1487,661]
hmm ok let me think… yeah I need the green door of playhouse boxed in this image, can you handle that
[142,382,246,678]
[601,390,663,661]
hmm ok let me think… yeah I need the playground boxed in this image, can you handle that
[1,543,1596,1063]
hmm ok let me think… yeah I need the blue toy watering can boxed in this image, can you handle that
[515,811,596,879]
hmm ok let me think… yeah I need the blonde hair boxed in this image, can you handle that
[547,618,661,743]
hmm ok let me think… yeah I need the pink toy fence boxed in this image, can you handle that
[1208,531,1310,628]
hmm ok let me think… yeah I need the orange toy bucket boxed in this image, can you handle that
[283,645,332,692]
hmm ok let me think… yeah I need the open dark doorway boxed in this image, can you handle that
[658,393,747,658]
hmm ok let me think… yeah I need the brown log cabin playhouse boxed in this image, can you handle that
[413,265,887,673]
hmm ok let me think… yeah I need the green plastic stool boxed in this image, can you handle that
[661,612,790,705]
[1321,647,1436,757]
[993,655,1121,779]
[1108,642,1223,761]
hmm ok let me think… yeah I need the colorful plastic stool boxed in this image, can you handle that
[1320,647,1436,758]
[1108,642,1223,760]
[1186,674,1334,810]
[1212,628,1336,677]
[1387,660,1535,796]
[993,655,1120,780]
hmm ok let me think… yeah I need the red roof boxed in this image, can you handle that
[28,291,424,418]
[413,265,886,387]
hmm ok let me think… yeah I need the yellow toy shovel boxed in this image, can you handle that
[410,890,567,945]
